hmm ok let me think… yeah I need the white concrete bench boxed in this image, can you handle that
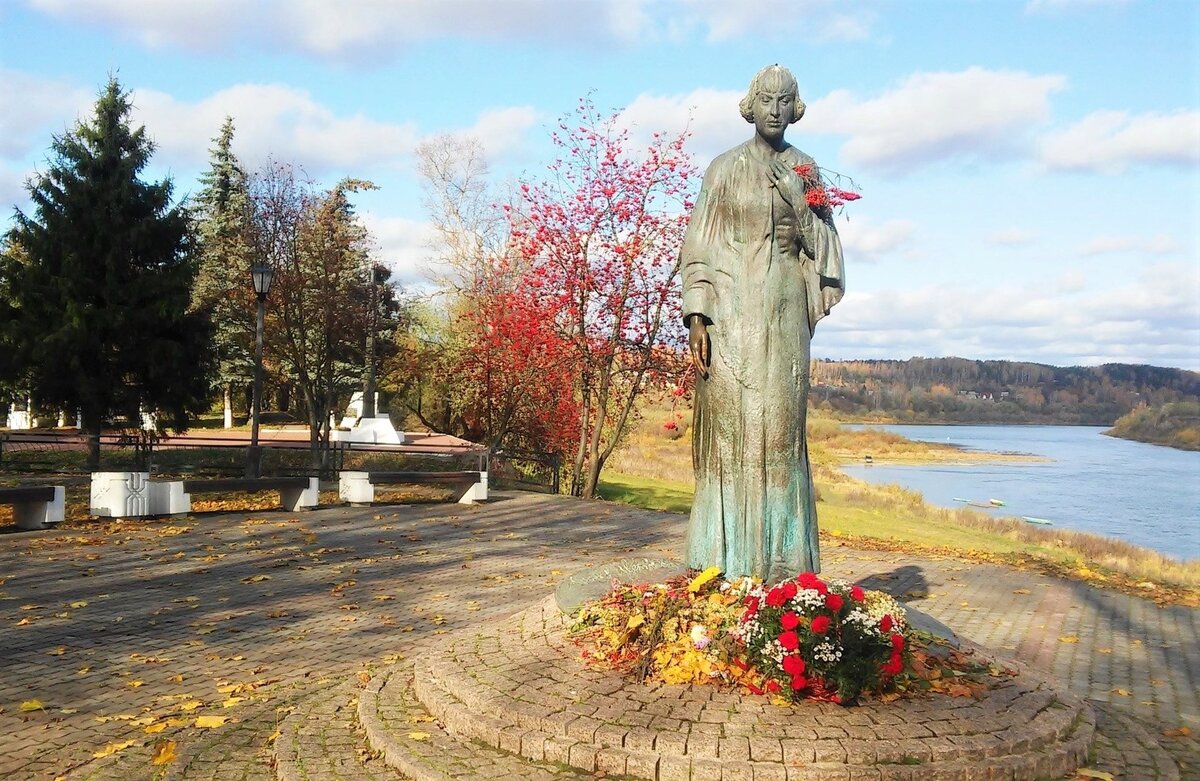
[90,472,318,518]
[0,485,65,530]
[181,477,319,512]
[339,470,487,505]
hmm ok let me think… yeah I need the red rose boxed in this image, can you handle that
[782,654,806,676]
[810,615,831,634]
[746,682,764,696]
[790,675,808,691]
[781,581,798,600]
[882,655,903,676]
[796,572,820,590]
[743,596,760,616]
[765,587,786,608]
[850,586,865,602]
[890,633,905,651]
[778,631,800,650]
[765,679,781,693]
[880,614,893,632]
[824,593,844,612]
[780,611,800,630]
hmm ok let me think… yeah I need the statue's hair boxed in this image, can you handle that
[739,64,805,124]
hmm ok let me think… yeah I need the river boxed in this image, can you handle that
[841,424,1200,561]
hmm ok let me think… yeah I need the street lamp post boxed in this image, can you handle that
[247,264,274,478]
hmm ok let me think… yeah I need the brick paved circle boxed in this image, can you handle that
[394,596,1094,781]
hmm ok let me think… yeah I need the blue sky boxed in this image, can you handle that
[2,0,1197,370]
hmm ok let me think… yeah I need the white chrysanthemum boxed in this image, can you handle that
[813,641,843,663]
[861,591,908,632]
[790,588,826,612]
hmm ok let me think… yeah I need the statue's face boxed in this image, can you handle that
[752,89,796,146]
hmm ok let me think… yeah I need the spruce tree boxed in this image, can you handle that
[2,77,213,466]
[192,117,255,427]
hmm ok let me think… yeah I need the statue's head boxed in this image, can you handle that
[739,65,806,142]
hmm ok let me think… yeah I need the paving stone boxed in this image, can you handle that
[0,491,1190,781]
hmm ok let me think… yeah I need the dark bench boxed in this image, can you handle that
[0,485,65,529]
[339,470,487,505]
[181,476,319,512]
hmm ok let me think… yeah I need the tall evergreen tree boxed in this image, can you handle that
[192,117,255,427]
[1,77,213,466]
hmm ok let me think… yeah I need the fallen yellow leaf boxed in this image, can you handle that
[93,740,136,759]
[128,680,144,688]
[47,646,66,656]
[150,738,177,766]
[1058,636,1079,644]
[195,714,228,728]
[69,601,88,609]
[1075,770,1115,780]
[241,575,271,584]
[1163,726,1191,737]
[408,731,430,741]
[19,699,45,712]
[178,700,203,712]
[688,566,721,594]
[1111,688,1132,697]
[144,723,167,734]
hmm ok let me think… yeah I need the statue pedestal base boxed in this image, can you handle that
[334,414,405,445]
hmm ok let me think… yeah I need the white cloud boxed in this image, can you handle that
[618,88,744,166]
[987,228,1036,246]
[0,163,33,214]
[1039,109,1200,173]
[125,83,538,181]
[453,107,540,164]
[815,261,1200,369]
[26,0,877,57]
[1076,234,1179,257]
[360,213,439,287]
[130,84,421,174]
[0,68,91,157]
[29,0,242,49]
[804,67,1067,172]
[668,0,875,43]
[1056,270,1087,293]
[838,217,915,262]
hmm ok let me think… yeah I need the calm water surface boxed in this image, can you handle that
[841,425,1200,560]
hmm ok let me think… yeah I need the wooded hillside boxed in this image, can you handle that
[811,358,1200,425]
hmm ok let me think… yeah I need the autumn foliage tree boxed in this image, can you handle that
[396,136,579,454]
[506,98,698,497]
[247,161,380,467]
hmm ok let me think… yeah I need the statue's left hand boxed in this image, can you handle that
[768,159,807,212]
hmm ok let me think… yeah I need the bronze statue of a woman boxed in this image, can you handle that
[682,65,845,581]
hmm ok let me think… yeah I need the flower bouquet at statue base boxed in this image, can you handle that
[570,567,1013,706]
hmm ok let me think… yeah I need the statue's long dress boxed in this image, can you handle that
[681,140,844,582]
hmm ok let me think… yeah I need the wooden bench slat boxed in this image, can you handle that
[182,477,311,493]
[367,471,481,485]
[0,486,57,503]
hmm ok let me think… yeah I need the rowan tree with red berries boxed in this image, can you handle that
[506,97,698,497]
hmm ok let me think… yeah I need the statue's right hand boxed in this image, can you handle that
[688,315,710,379]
